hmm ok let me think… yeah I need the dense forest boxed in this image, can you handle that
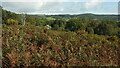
[2,8,120,67]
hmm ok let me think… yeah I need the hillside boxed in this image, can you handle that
[2,8,120,67]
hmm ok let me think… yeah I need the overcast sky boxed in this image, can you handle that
[1,0,119,15]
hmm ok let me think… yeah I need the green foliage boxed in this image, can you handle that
[65,18,85,31]
[95,21,117,35]
[51,19,66,30]
[46,17,55,20]
[86,27,94,34]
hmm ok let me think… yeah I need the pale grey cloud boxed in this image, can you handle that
[84,0,103,10]
[1,0,118,14]
[2,2,61,14]
[1,0,119,2]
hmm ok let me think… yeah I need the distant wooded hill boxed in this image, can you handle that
[33,13,118,21]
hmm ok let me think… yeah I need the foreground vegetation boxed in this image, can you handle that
[2,24,120,67]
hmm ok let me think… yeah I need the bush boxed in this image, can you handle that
[6,19,19,25]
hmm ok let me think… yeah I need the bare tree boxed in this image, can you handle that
[21,13,26,26]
